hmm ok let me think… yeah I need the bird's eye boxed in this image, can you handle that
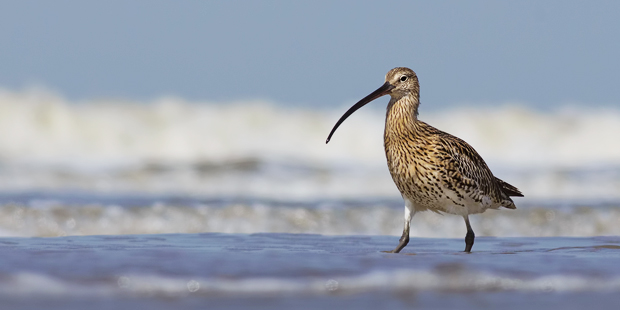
[400,75,408,82]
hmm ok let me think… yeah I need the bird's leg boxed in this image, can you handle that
[383,204,414,253]
[464,216,475,253]
[389,226,410,253]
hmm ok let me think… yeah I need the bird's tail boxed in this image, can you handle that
[495,177,523,197]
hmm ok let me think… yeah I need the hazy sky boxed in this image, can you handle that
[1,0,619,110]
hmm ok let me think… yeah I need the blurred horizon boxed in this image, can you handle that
[1,1,619,110]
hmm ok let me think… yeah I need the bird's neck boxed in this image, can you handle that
[385,94,420,137]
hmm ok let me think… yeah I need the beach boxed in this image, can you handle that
[0,93,619,309]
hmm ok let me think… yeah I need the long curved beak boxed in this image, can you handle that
[326,81,394,143]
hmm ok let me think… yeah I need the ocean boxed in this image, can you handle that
[1,89,620,309]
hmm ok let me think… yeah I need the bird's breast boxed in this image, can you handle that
[385,139,441,201]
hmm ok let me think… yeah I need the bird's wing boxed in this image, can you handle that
[434,131,501,201]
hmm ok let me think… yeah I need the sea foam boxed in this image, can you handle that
[0,89,619,200]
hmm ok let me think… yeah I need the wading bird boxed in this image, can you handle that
[326,67,522,253]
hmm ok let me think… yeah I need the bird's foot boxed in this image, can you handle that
[381,250,399,253]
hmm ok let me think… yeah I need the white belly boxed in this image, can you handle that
[403,185,496,216]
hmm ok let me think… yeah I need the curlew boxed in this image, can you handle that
[326,67,523,253]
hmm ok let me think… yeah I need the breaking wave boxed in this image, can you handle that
[0,89,619,200]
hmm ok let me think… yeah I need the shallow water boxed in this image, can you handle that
[2,233,620,309]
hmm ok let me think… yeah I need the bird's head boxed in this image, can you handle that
[384,67,419,100]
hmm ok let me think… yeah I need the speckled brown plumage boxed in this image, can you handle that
[326,67,523,253]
